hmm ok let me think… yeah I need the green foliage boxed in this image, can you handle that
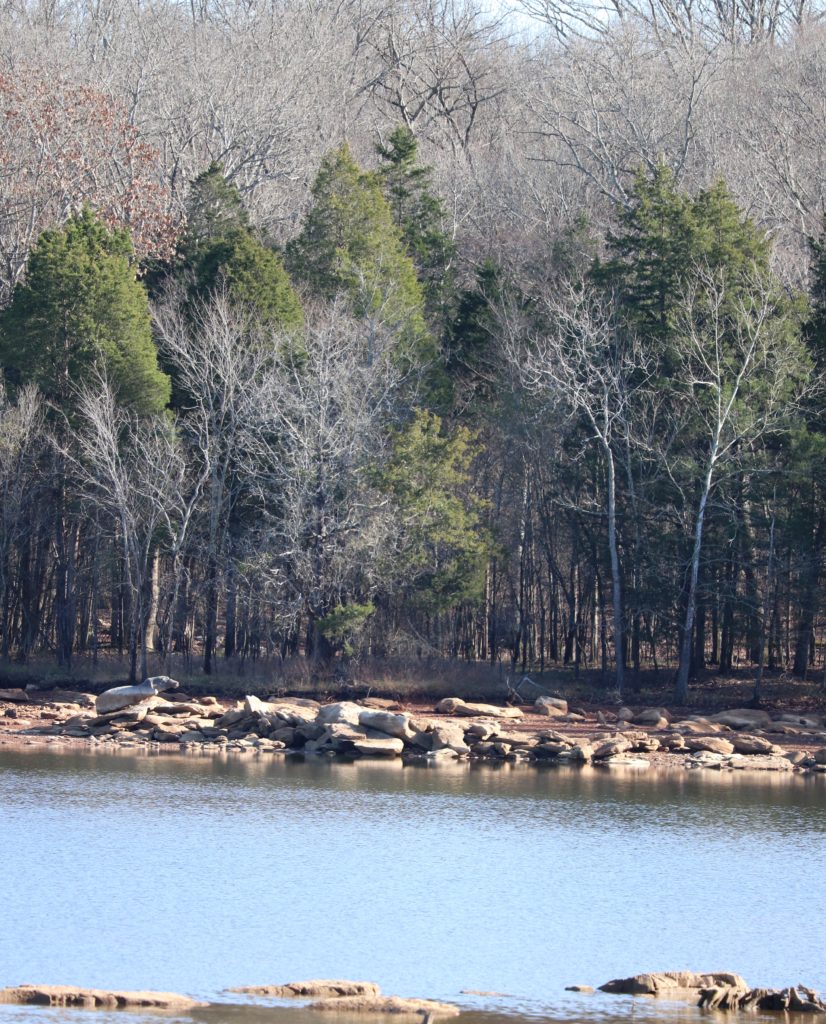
[181,161,250,262]
[594,162,770,349]
[379,409,492,613]
[181,164,303,331]
[317,602,375,655]
[286,143,435,367]
[0,207,169,415]
[194,229,304,330]
[376,125,456,323]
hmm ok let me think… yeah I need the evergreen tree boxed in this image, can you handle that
[0,207,169,416]
[594,163,770,356]
[180,164,303,331]
[286,144,435,367]
[378,409,492,613]
[376,125,456,323]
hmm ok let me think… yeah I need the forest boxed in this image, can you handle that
[0,0,825,702]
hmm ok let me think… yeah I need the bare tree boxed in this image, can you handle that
[512,286,651,694]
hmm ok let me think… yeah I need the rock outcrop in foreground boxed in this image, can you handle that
[600,973,826,1014]
[0,985,205,1010]
[8,683,826,774]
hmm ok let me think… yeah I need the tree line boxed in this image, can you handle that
[1,0,826,700]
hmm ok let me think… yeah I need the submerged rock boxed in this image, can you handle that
[229,980,381,998]
[308,995,460,1017]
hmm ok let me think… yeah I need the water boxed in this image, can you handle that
[0,744,825,1024]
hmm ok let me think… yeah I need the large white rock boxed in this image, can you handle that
[709,708,772,729]
[96,676,179,715]
[358,710,415,740]
[316,702,364,727]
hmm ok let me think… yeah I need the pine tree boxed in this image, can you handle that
[0,207,169,416]
[181,163,303,331]
[378,409,491,613]
[286,143,435,367]
[376,125,456,323]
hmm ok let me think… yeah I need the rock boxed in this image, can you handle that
[570,743,593,761]
[599,972,748,997]
[435,697,466,714]
[229,980,381,998]
[593,737,632,759]
[0,689,29,702]
[316,702,364,727]
[566,985,595,993]
[727,754,794,771]
[0,986,205,1010]
[632,707,671,726]
[617,706,634,721]
[686,750,727,768]
[429,721,470,754]
[684,735,735,755]
[453,701,523,719]
[785,750,810,766]
[352,736,404,757]
[535,696,568,716]
[95,676,179,715]
[360,697,402,710]
[358,710,415,740]
[464,722,500,741]
[675,717,722,733]
[709,708,772,729]
[308,995,459,1017]
[776,713,823,728]
[214,707,247,729]
[660,733,687,750]
[426,748,461,762]
[699,985,826,1014]
[600,754,650,769]
[730,734,777,755]
[271,726,296,746]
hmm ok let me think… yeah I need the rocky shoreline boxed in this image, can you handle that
[2,681,826,776]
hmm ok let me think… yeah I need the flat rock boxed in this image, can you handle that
[727,754,794,772]
[632,707,671,726]
[308,995,459,1017]
[96,677,179,714]
[352,736,404,756]
[0,689,29,702]
[600,972,748,996]
[593,737,632,759]
[684,735,735,755]
[709,709,772,729]
[229,980,381,998]
[0,985,205,1010]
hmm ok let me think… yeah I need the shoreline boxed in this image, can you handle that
[2,688,826,778]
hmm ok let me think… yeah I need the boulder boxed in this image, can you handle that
[96,676,179,715]
[593,737,632,759]
[600,972,748,997]
[617,706,634,721]
[600,754,650,769]
[229,980,381,998]
[0,986,205,1010]
[708,708,772,730]
[632,707,671,726]
[358,710,415,740]
[730,734,777,755]
[535,696,568,716]
[435,697,466,714]
[308,995,459,1017]
[316,702,364,727]
[426,748,461,763]
[429,721,470,754]
[464,721,500,741]
[352,736,404,757]
[775,713,823,728]
[453,701,523,720]
[684,735,735,755]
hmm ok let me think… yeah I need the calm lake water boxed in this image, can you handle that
[0,744,825,1024]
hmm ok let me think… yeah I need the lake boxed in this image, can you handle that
[0,744,824,1024]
